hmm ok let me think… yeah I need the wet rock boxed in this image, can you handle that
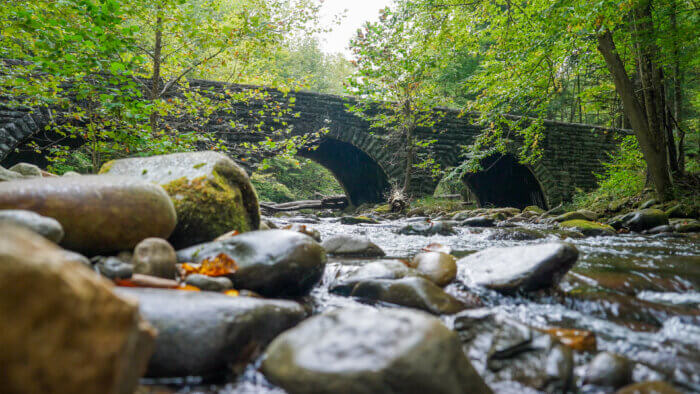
[0,165,25,182]
[616,381,681,394]
[639,198,658,209]
[116,288,305,379]
[674,219,700,233]
[8,162,42,177]
[410,252,457,286]
[454,310,573,392]
[177,230,326,297]
[553,210,598,222]
[94,256,133,280]
[350,277,467,315]
[0,209,64,243]
[62,171,81,177]
[340,215,379,224]
[665,204,697,219]
[644,225,674,234]
[262,307,492,394]
[486,228,545,241]
[330,260,426,295]
[0,224,155,394]
[610,209,669,232]
[583,352,633,389]
[60,249,91,268]
[457,242,579,293]
[523,205,545,215]
[133,238,177,279]
[559,219,616,236]
[397,220,456,235]
[100,151,260,248]
[282,223,321,242]
[0,175,177,254]
[608,197,630,213]
[185,274,234,292]
[321,234,385,257]
[462,216,495,227]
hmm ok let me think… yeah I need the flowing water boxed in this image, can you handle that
[157,217,700,394]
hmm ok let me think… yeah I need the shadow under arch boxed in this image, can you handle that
[462,154,548,209]
[298,138,390,206]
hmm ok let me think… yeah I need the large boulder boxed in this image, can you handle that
[261,307,492,394]
[321,234,385,257]
[610,209,669,232]
[397,220,457,236]
[176,230,326,297]
[116,288,305,379]
[0,175,177,254]
[100,151,260,248]
[559,220,616,236]
[457,243,579,293]
[0,224,155,394]
[0,209,64,242]
[349,277,467,315]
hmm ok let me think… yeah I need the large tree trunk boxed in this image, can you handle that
[596,28,673,201]
[670,0,685,174]
[403,127,414,194]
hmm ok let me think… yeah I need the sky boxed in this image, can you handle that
[317,0,394,57]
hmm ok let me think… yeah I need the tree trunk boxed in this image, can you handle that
[596,28,673,201]
[149,13,163,133]
[402,126,414,194]
[671,0,685,174]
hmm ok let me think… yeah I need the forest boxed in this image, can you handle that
[0,1,699,393]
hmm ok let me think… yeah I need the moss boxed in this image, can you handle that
[162,171,251,246]
[98,160,115,174]
[559,219,615,236]
[250,173,295,202]
[141,169,148,175]
[193,163,206,169]
[523,205,545,214]
[372,204,391,214]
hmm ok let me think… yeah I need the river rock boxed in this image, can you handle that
[410,252,457,286]
[0,224,155,394]
[340,215,379,224]
[454,310,573,392]
[616,381,681,394]
[132,238,177,279]
[397,220,456,235]
[523,205,545,214]
[462,216,496,227]
[350,277,467,314]
[0,175,177,254]
[0,165,25,182]
[116,288,305,379]
[176,230,326,297]
[486,228,545,241]
[185,274,234,292]
[553,210,598,222]
[282,223,321,242]
[100,151,260,248]
[330,260,426,295]
[610,209,669,232]
[665,204,697,219]
[261,307,492,394]
[559,220,616,236]
[0,209,64,243]
[457,242,579,293]
[94,256,133,280]
[321,234,385,257]
[583,352,633,389]
[674,219,700,233]
[8,162,42,177]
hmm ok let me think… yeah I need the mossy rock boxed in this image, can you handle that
[100,151,260,248]
[553,210,598,222]
[523,205,545,215]
[559,220,615,236]
[340,215,379,225]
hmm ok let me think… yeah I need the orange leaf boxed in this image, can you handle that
[541,327,597,352]
[182,253,238,277]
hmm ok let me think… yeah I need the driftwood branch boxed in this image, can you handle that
[260,195,349,212]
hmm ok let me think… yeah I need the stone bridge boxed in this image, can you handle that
[1,79,626,208]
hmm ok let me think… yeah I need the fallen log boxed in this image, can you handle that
[260,195,349,212]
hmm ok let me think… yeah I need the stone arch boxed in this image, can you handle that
[461,153,552,209]
[298,137,391,206]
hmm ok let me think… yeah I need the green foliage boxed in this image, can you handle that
[409,196,467,215]
[252,156,343,201]
[571,136,646,208]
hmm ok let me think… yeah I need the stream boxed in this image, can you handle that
[155,216,700,394]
